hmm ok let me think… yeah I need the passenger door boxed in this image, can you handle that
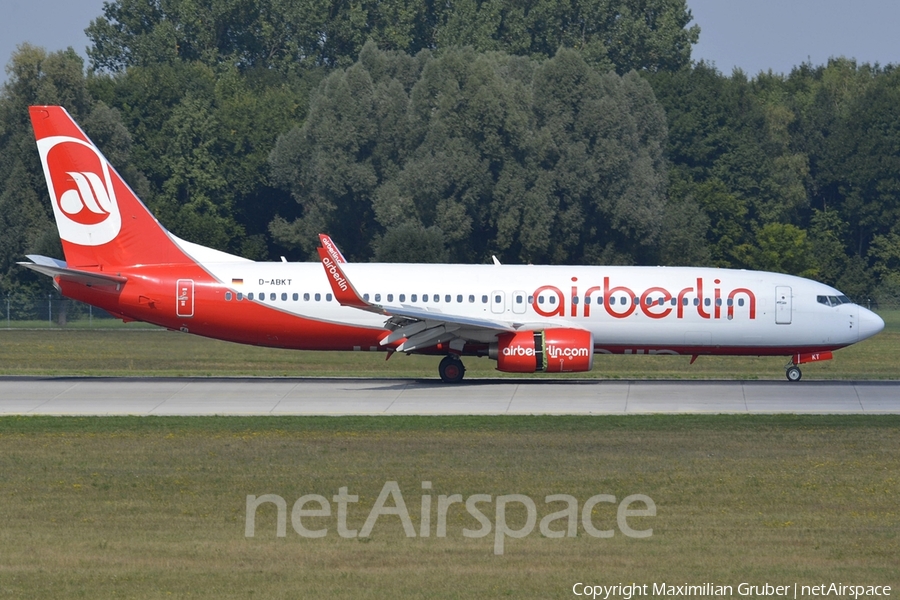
[775,286,791,324]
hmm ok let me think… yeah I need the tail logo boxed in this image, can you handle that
[59,171,113,223]
[37,136,122,246]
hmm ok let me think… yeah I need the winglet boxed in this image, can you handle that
[317,234,370,310]
[319,234,347,263]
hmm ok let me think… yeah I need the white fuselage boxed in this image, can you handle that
[193,260,881,355]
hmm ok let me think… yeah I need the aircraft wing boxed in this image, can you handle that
[18,255,128,287]
[316,235,517,352]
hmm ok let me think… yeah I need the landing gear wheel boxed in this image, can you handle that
[786,365,802,382]
[439,355,466,383]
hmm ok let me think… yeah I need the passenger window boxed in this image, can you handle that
[727,299,733,307]
[225,292,232,301]
[387,294,393,302]
[658,298,665,306]
[609,297,616,305]
[363,293,370,301]
[682,297,688,306]
[259,292,265,301]
[411,294,417,302]
[585,297,591,305]
[237,292,243,301]
[315,293,321,301]
[434,295,440,303]
[515,295,523,304]
[693,298,699,306]
[445,295,451,303]
[326,293,333,302]
[270,293,276,301]
[293,293,299,301]
[704,298,710,306]
[469,295,475,303]
[538,295,545,304]
[400,294,406,302]
[304,293,310,301]
[738,299,745,307]
[495,294,502,304]
[528,295,534,303]
[375,293,381,302]
[423,294,429,302]
[456,295,462,303]
[248,293,254,300]
[482,295,488,304]
[281,293,287,301]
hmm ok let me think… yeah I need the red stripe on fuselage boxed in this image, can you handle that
[57,266,385,350]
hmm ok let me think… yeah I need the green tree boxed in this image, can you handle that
[0,45,150,299]
[743,222,817,278]
[86,0,699,75]
[807,209,850,287]
[825,66,900,257]
[0,46,91,296]
[269,44,669,264]
[868,230,900,307]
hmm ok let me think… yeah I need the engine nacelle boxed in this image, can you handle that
[491,328,594,373]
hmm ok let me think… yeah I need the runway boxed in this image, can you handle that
[1,377,898,415]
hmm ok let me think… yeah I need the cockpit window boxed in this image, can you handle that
[817,295,853,307]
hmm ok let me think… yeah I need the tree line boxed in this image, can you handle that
[0,0,898,308]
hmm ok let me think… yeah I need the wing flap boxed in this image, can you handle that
[379,304,515,332]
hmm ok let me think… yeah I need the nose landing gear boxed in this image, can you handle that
[439,355,466,383]
[784,351,833,381]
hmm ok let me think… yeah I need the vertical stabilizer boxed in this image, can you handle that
[29,105,188,268]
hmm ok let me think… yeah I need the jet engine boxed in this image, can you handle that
[491,328,594,373]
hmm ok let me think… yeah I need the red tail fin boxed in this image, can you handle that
[30,106,186,268]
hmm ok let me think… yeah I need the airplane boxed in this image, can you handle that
[20,105,885,383]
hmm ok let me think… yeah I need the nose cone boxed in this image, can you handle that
[858,307,885,342]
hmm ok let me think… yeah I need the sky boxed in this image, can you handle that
[2,0,900,84]
[688,0,900,75]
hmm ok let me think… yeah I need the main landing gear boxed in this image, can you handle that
[439,355,466,383]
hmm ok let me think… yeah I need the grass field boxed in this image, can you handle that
[0,415,897,599]
[1,310,898,379]
[1,315,897,597]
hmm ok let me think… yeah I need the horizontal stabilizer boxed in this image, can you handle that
[19,255,127,287]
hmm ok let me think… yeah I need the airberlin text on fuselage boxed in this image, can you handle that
[532,277,757,321]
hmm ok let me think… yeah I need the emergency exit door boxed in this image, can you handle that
[176,279,194,317]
